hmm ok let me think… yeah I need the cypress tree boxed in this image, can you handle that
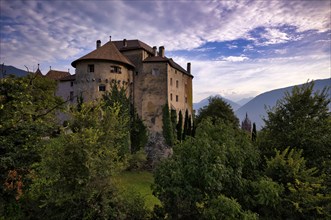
[176,110,183,141]
[182,109,189,140]
[252,122,257,142]
[162,103,174,146]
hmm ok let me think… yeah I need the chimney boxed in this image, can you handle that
[153,46,157,56]
[187,62,191,74]
[49,66,51,70]
[123,39,127,47]
[109,36,112,41]
[159,46,165,57]
[96,40,101,48]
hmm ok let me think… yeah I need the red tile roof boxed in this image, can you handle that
[113,39,154,54]
[71,41,135,68]
[46,70,70,80]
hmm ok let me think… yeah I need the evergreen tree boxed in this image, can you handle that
[182,109,189,140]
[176,110,183,141]
[260,81,331,169]
[252,123,257,142]
[162,103,174,146]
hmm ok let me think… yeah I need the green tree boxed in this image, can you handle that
[0,74,63,217]
[162,103,175,146]
[29,102,148,219]
[195,96,239,128]
[153,119,259,219]
[182,109,189,140]
[252,123,257,142]
[258,147,330,219]
[176,110,183,141]
[260,82,331,169]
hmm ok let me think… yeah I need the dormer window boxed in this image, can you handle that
[111,66,121,73]
[88,64,94,73]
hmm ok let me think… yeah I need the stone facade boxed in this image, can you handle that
[57,38,194,160]
[69,38,193,136]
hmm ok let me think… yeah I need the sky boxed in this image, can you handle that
[1,0,330,102]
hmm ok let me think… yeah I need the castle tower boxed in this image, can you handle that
[241,113,252,132]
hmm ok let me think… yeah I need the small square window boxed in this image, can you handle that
[88,64,94,73]
[99,85,106,91]
[70,81,74,87]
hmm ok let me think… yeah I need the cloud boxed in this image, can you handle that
[220,55,249,62]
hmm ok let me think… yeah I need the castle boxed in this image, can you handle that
[41,37,193,155]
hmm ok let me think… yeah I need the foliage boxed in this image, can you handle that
[27,102,148,219]
[0,74,63,217]
[260,82,331,169]
[162,103,175,146]
[127,149,148,171]
[153,119,260,219]
[262,147,330,219]
[103,81,147,154]
[252,123,257,142]
[176,110,183,142]
[195,96,239,128]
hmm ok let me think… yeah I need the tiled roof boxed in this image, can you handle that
[71,41,135,68]
[143,56,193,77]
[60,74,76,81]
[35,68,43,77]
[46,70,70,80]
[113,39,154,54]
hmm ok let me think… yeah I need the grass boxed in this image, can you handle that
[114,171,161,210]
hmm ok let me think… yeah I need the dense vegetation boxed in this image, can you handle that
[1,74,330,219]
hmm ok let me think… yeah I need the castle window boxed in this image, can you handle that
[111,66,121,73]
[170,78,173,86]
[185,96,187,103]
[88,64,94,73]
[152,68,159,76]
[99,84,106,91]
[70,81,74,87]
[176,80,179,88]
[176,95,179,102]
[170,93,173,101]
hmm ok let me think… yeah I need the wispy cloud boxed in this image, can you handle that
[0,0,329,101]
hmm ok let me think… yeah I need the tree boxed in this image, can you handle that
[182,109,189,140]
[260,82,331,169]
[176,110,183,141]
[162,103,175,146]
[29,101,148,219]
[153,119,260,219]
[257,147,330,219]
[0,74,63,217]
[251,123,257,142]
[195,96,239,128]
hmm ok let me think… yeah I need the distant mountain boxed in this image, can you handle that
[237,97,254,106]
[235,78,331,130]
[0,65,27,78]
[194,95,241,112]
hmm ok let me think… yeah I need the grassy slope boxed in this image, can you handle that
[115,171,161,210]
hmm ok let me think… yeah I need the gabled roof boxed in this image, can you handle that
[71,41,135,68]
[143,56,193,77]
[35,68,43,77]
[46,70,70,80]
[113,39,154,54]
